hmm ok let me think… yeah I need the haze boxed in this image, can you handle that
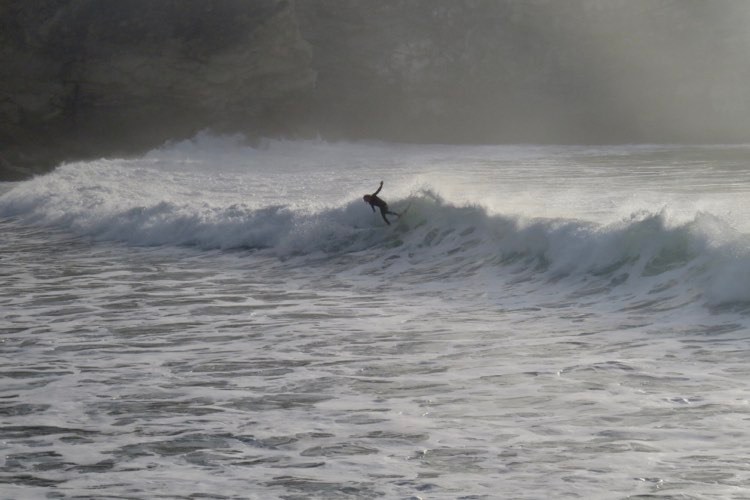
[2,0,749,179]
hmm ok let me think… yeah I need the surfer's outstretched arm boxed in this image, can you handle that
[372,181,383,196]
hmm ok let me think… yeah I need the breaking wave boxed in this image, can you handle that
[2,161,750,309]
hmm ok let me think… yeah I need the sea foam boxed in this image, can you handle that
[2,158,750,309]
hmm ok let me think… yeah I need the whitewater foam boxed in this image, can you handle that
[3,138,750,314]
[3,161,750,311]
[4,139,750,499]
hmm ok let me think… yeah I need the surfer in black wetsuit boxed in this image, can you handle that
[363,181,400,225]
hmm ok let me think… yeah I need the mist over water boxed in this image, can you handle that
[297,0,750,145]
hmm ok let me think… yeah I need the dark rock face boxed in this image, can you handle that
[0,0,314,180]
[2,0,750,180]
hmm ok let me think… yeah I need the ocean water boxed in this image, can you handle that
[3,136,750,499]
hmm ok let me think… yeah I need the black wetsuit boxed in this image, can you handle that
[365,182,399,225]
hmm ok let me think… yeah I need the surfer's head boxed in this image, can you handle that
[363,195,372,203]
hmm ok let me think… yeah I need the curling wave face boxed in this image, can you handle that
[2,151,750,310]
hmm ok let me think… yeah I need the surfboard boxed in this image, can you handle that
[397,202,412,218]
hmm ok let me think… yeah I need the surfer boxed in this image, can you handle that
[363,181,400,225]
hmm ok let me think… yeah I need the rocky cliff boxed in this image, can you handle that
[2,0,750,180]
[0,0,314,179]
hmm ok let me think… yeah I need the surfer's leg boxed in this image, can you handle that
[379,208,391,225]
[391,203,409,219]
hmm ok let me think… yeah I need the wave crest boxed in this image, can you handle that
[3,173,750,307]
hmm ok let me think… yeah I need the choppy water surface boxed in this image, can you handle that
[3,140,750,499]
